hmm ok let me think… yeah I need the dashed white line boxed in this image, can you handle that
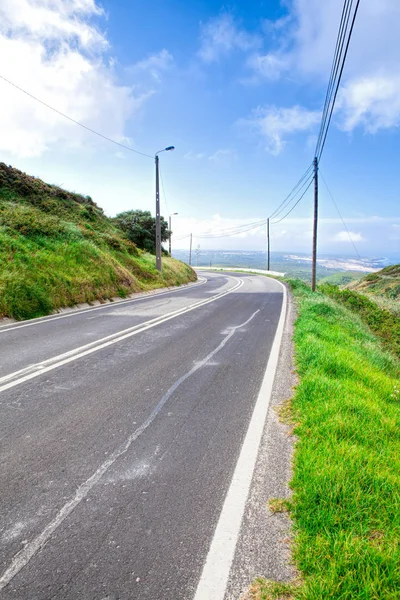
[0,304,257,591]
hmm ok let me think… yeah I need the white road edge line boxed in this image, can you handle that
[193,278,287,600]
[0,278,244,395]
[0,277,208,334]
[0,296,256,591]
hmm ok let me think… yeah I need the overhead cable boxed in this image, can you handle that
[315,0,352,158]
[271,178,314,224]
[320,171,362,260]
[195,220,266,239]
[0,73,153,159]
[174,234,191,242]
[268,164,313,220]
[269,169,314,221]
[159,165,170,216]
[314,0,361,161]
[198,218,267,238]
[200,218,267,235]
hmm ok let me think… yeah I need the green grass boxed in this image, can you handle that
[345,266,400,318]
[0,163,196,320]
[279,280,400,599]
[318,271,364,286]
[346,265,400,319]
[365,294,400,319]
[319,284,400,358]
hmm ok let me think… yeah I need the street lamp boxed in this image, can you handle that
[155,146,175,272]
[168,212,178,256]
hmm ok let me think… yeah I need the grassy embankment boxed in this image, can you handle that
[318,271,363,286]
[346,265,400,318]
[247,277,400,599]
[0,163,196,320]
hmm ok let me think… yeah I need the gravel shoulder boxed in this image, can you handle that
[224,284,297,599]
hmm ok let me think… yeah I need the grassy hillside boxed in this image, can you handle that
[346,264,400,317]
[320,284,400,358]
[249,280,400,600]
[0,163,196,320]
[318,271,363,286]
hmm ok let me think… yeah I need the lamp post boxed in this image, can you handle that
[155,146,174,272]
[168,212,178,256]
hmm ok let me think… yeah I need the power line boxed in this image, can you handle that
[201,218,267,235]
[198,218,267,238]
[320,170,362,260]
[159,165,170,216]
[315,0,361,161]
[271,178,314,224]
[174,234,191,242]
[190,167,314,238]
[268,164,313,220]
[196,219,267,239]
[173,218,268,243]
[266,0,360,238]
[0,73,153,159]
[315,0,352,158]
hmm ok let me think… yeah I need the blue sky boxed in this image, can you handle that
[0,0,399,257]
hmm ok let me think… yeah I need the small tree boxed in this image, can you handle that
[114,210,170,254]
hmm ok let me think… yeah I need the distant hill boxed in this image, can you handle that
[0,163,195,320]
[346,264,400,317]
[346,264,400,297]
[318,271,364,286]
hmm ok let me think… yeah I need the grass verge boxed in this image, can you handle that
[320,283,400,358]
[0,163,196,320]
[279,279,400,599]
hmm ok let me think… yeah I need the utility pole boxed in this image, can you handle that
[155,154,162,272]
[267,217,270,271]
[311,156,318,291]
[154,146,174,272]
[168,213,178,257]
[189,233,192,266]
[168,215,172,256]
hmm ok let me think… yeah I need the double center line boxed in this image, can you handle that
[0,277,244,396]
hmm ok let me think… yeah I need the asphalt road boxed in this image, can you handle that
[0,272,284,600]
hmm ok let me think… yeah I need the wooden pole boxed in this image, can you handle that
[311,156,318,291]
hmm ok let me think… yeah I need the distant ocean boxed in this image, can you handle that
[171,250,399,281]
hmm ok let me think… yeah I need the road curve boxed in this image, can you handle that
[0,272,284,600]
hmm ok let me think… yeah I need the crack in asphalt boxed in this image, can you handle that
[0,308,260,592]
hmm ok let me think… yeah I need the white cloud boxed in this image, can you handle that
[198,14,260,63]
[184,151,204,160]
[173,214,266,243]
[242,105,320,154]
[246,52,290,81]
[255,0,400,134]
[171,215,398,253]
[196,2,400,142]
[0,0,155,157]
[338,75,400,132]
[0,0,106,48]
[208,149,238,165]
[287,0,400,80]
[334,231,366,243]
[132,49,173,82]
